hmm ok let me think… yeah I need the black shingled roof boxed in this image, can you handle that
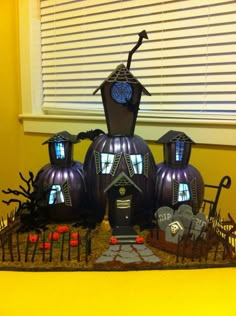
[156,130,195,144]
[42,131,80,145]
[93,63,151,96]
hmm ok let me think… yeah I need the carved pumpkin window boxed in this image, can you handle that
[173,180,191,204]
[176,141,185,162]
[101,153,115,174]
[94,151,121,176]
[178,183,190,202]
[48,184,65,205]
[54,142,65,160]
[125,153,149,177]
[130,154,143,174]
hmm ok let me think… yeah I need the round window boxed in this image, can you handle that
[111,82,133,104]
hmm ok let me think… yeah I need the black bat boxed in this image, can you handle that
[77,129,105,141]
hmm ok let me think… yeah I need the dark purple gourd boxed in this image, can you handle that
[155,130,204,213]
[83,133,156,226]
[35,131,86,222]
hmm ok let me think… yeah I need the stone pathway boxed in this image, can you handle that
[95,243,161,265]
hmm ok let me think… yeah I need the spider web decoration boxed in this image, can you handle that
[111,82,133,104]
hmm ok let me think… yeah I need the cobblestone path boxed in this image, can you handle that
[95,243,161,265]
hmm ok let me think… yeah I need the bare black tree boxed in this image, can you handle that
[2,171,48,231]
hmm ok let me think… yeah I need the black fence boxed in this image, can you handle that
[0,222,92,264]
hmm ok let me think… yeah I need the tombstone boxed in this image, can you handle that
[190,212,208,240]
[154,206,174,231]
[165,220,184,243]
[173,204,194,233]
[175,204,193,216]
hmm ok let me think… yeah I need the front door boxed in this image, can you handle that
[113,194,132,226]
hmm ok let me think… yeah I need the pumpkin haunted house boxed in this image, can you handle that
[155,130,204,213]
[83,31,157,228]
[35,131,86,222]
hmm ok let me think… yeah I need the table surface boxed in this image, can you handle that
[1,268,235,316]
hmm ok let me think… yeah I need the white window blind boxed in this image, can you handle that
[40,0,236,121]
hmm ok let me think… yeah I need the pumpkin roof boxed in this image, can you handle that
[43,131,80,145]
[156,130,195,144]
[104,171,142,193]
[93,63,151,96]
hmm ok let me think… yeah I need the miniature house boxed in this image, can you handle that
[36,131,86,222]
[155,130,204,213]
[83,31,156,228]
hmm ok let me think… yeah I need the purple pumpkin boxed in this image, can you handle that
[83,134,156,226]
[36,131,86,222]
[155,164,204,212]
[155,130,204,212]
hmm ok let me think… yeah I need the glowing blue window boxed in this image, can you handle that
[111,82,133,104]
[178,183,190,202]
[48,184,65,205]
[176,141,185,161]
[100,153,115,174]
[130,154,143,174]
[55,142,65,159]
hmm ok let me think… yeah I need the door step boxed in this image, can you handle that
[110,226,144,245]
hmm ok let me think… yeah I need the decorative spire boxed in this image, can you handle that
[127,30,148,70]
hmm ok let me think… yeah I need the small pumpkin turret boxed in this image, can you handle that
[155,130,204,213]
[36,131,86,222]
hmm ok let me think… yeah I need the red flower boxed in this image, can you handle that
[57,225,69,233]
[110,237,118,245]
[135,237,144,244]
[39,242,51,250]
[28,234,38,243]
[48,232,60,241]
[70,239,79,247]
[71,232,80,240]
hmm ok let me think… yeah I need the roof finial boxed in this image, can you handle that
[126,30,148,70]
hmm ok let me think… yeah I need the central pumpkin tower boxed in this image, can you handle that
[83,31,156,228]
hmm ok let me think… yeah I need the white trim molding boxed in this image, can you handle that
[19,111,236,146]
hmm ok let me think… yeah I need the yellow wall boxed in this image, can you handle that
[1,2,236,316]
[0,0,21,214]
[1,0,236,221]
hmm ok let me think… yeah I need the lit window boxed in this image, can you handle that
[178,183,190,202]
[48,185,65,205]
[55,142,65,160]
[176,142,185,162]
[100,153,115,174]
[130,154,143,174]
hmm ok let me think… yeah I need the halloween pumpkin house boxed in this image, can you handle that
[35,131,86,222]
[2,30,236,271]
[155,130,205,213]
[83,30,156,229]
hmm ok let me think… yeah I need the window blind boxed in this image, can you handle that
[40,0,236,120]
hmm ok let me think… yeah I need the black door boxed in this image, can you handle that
[113,194,132,226]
